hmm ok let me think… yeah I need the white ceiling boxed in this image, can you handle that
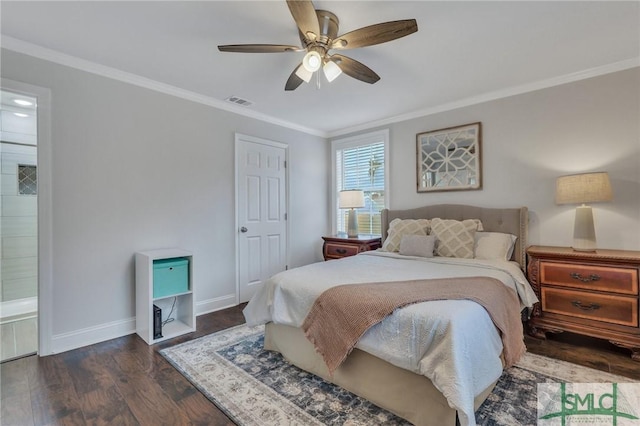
[1,1,638,137]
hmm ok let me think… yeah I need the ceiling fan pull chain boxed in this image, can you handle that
[316,70,321,90]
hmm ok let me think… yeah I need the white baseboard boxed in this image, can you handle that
[196,293,237,316]
[48,293,239,354]
[50,317,136,355]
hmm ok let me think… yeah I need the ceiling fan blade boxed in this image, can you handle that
[285,64,305,91]
[218,44,303,53]
[330,54,380,84]
[286,0,320,41]
[331,19,418,50]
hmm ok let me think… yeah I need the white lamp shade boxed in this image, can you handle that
[294,64,313,83]
[339,190,365,209]
[323,60,342,82]
[302,51,322,72]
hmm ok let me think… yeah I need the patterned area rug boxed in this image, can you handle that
[160,324,630,426]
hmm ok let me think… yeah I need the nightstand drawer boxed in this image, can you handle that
[541,287,638,327]
[325,243,360,258]
[540,262,638,295]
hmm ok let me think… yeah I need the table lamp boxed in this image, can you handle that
[555,172,612,251]
[339,190,365,238]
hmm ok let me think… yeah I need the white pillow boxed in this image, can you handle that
[474,232,518,261]
[381,218,431,252]
[430,218,479,258]
[399,234,436,258]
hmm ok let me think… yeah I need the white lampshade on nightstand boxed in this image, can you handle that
[555,172,612,251]
[339,190,365,238]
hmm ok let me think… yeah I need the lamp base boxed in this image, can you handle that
[571,246,597,253]
[572,206,597,252]
[347,208,359,238]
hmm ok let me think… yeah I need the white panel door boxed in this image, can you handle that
[236,135,287,303]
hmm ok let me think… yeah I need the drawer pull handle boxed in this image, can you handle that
[570,272,601,283]
[571,300,601,311]
[336,249,347,254]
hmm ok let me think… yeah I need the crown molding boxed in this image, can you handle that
[3,36,637,140]
[1,36,327,138]
[328,57,640,138]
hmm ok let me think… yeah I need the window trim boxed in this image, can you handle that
[330,129,390,235]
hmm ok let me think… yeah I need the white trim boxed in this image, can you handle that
[234,133,290,304]
[328,58,640,137]
[0,297,38,324]
[51,317,136,355]
[47,298,233,353]
[1,36,326,138]
[195,294,237,316]
[330,129,389,235]
[4,36,637,140]
[1,78,53,356]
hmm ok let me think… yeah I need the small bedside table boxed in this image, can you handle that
[322,235,381,261]
[527,245,640,361]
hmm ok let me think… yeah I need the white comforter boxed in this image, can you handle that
[243,251,538,426]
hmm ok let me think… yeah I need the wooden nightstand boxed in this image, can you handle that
[322,235,381,261]
[527,245,640,361]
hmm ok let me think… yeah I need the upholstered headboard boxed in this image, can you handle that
[381,204,528,270]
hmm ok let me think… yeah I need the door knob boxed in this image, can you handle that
[240,226,248,233]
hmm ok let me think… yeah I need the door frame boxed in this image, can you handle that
[1,78,53,356]
[234,133,289,305]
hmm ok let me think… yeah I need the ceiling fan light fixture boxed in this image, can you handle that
[323,60,342,82]
[294,64,313,83]
[302,51,322,72]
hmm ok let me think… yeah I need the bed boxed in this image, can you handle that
[243,204,538,426]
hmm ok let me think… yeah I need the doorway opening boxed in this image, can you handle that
[0,89,38,361]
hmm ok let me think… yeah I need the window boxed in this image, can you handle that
[332,129,389,236]
[18,164,37,195]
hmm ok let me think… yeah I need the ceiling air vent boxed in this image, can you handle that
[225,96,254,107]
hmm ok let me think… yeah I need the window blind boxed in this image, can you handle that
[336,141,385,235]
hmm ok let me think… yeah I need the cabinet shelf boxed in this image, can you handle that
[149,319,193,343]
[153,290,192,302]
[135,249,195,345]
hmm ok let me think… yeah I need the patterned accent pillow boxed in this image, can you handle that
[431,218,479,258]
[381,218,431,252]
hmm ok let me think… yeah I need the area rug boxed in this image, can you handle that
[160,324,632,425]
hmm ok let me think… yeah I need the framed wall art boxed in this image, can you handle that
[416,122,482,192]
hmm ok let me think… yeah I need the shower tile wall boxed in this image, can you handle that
[1,107,38,304]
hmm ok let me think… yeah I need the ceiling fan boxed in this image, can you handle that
[217,0,418,91]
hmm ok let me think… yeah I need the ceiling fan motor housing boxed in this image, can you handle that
[314,10,339,45]
[302,10,339,62]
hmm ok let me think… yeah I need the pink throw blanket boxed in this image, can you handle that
[302,277,525,374]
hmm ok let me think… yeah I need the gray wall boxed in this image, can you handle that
[3,46,638,353]
[1,49,330,352]
[345,68,640,250]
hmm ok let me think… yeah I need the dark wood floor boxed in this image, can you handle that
[2,304,639,425]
